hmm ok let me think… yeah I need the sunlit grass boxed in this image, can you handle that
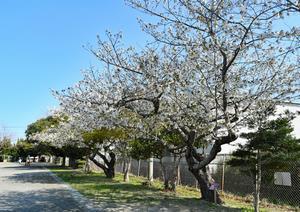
[50,168,200,206]
[49,168,299,211]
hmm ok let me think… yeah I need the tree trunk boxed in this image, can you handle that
[123,157,132,182]
[61,156,66,167]
[170,166,178,192]
[159,158,168,190]
[189,166,222,203]
[185,144,222,204]
[103,166,115,178]
[89,151,116,178]
[160,154,181,192]
[107,152,116,178]
[68,157,77,169]
[122,159,126,173]
[254,150,261,212]
[84,155,91,173]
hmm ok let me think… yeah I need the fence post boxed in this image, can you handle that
[137,159,141,176]
[177,164,181,185]
[148,157,154,182]
[221,154,225,193]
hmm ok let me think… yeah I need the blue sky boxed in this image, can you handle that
[0,1,298,140]
[0,1,146,140]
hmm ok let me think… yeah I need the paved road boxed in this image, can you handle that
[0,162,91,212]
[0,163,240,212]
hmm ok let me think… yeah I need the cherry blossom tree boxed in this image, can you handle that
[30,115,87,168]
[82,127,131,179]
[52,88,141,179]
[53,0,300,203]
[123,0,300,202]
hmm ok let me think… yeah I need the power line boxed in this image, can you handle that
[0,126,26,129]
[3,127,26,129]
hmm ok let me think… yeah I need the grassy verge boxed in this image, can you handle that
[49,168,298,211]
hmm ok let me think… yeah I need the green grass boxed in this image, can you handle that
[49,168,299,211]
[50,168,201,207]
[222,193,299,212]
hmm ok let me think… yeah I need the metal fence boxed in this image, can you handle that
[212,155,300,206]
[115,154,300,206]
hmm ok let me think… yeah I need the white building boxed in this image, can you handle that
[219,102,300,155]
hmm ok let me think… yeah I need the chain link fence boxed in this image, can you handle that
[211,155,300,206]
[115,154,300,206]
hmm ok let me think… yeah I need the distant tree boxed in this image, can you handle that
[24,116,57,161]
[228,117,300,212]
[129,129,194,192]
[129,138,164,161]
[30,117,88,168]
[0,136,12,155]
[59,144,87,169]
[15,139,34,161]
[82,128,128,179]
[25,116,62,141]
[0,136,15,161]
[8,145,18,161]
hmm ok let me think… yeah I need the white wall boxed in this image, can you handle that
[218,103,300,154]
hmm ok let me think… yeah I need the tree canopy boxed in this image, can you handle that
[32,0,300,203]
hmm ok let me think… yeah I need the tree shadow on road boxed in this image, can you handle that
[0,188,87,212]
[3,171,61,184]
[1,163,62,184]
[2,166,39,170]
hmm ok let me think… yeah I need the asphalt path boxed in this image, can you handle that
[0,162,90,212]
[0,163,240,212]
